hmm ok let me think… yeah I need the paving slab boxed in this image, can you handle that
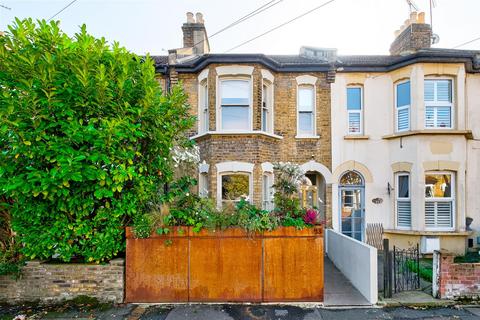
[380,290,455,307]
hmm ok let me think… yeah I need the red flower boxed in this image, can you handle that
[303,208,318,224]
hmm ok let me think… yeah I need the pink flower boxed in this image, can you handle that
[303,208,318,224]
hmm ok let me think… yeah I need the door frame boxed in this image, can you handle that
[338,171,366,242]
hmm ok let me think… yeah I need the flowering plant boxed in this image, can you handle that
[303,208,319,225]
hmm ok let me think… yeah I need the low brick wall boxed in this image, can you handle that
[0,259,124,304]
[433,251,480,300]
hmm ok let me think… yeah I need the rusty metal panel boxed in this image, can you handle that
[263,235,324,302]
[189,237,263,302]
[125,236,189,303]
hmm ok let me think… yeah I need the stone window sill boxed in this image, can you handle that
[382,130,473,140]
[344,135,370,140]
[295,135,320,139]
[384,229,471,236]
[190,131,283,140]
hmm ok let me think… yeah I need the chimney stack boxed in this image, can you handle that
[389,11,432,55]
[181,12,210,55]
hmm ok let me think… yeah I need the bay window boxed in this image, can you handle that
[424,79,453,128]
[221,173,250,208]
[297,85,315,136]
[261,83,273,133]
[396,80,411,132]
[262,173,274,211]
[220,79,251,131]
[199,81,209,133]
[396,173,411,228]
[347,86,363,134]
[425,172,454,230]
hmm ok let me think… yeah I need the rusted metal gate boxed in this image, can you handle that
[125,226,324,303]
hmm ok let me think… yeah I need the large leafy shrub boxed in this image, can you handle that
[0,19,194,262]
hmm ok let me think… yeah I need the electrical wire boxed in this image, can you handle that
[192,0,284,48]
[453,36,480,49]
[225,0,337,53]
[47,0,78,21]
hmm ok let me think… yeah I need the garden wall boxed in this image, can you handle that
[0,259,124,304]
[433,251,480,300]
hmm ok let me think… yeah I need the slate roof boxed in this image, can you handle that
[151,47,480,74]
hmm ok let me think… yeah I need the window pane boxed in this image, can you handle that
[436,80,452,102]
[397,200,411,227]
[425,106,435,127]
[424,81,435,101]
[436,107,451,127]
[398,175,409,198]
[222,106,249,130]
[397,107,410,131]
[221,80,249,105]
[425,174,452,198]
[340,171,363,185]
[397,81,411,107]
[348,112,361,133]
[222,174,249,201]
[262,108,268,131]
[347,87,362,110]
[298,112,313,134]
[298,87,314,111]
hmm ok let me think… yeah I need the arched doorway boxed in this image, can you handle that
[300,172,327,220]
[339,171,365,241]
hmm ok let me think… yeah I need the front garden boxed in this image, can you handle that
[0,18,321,280]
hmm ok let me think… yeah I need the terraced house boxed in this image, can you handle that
[155,12,480,255]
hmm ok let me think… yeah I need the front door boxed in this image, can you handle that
[338,171,365,241]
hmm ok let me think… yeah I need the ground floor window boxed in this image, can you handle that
[425,172,454,230]
[396,173,411,228]
[262,173,274,211]
[221,173,250,208]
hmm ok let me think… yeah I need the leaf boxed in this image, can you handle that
[23,140,31,146]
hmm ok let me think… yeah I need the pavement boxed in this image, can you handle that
[2,304,480,320]
[323,257,371,306]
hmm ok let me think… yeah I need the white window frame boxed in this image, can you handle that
[424,78,454,129]
[261,81,274,134]
[346,86,363,135]
[395,173,411,230]
[395,80,411,133]
[424,171,455,231]
[217,77,253,132]
[262,173,274,211]
[215,161,254,208]
[198,80,209,133]
[296,84,316,137]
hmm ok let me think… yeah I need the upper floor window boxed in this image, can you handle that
[297,85,315,136]
[425,172,454,230]
[396,80,411,132]
[199,81,209,133]
[220,79,251,131]
[396,173,411,228]
[424,79,453,129]
[261,82,273,133]
[347,87,363,134]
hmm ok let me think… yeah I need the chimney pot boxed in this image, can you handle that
[410,11,417,23]
[196,12,204,24]
[186,12,195,23]
[418,12,425,23]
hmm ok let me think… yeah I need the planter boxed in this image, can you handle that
[125,226,324,303]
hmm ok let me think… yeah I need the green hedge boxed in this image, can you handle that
[0,19,194,262]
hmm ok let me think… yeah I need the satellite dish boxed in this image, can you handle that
[431,34,440,45]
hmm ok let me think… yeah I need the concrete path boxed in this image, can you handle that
[323,257,371,306]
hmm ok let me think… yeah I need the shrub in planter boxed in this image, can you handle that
[0,19,194,262]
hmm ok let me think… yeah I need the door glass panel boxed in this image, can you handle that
[340,188,364,241]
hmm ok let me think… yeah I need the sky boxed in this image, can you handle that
[0,0,479,56]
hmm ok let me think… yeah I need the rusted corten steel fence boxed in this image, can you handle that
[125,226,324,303]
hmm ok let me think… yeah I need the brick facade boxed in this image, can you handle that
[170,63,333,225]
[434,252,480,300]
[0,259,124,304]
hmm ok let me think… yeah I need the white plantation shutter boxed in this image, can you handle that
[397,201,411,227]
[425,201,453,228]
[348,112,361,133]
[424,79,453,129]
[397,107,410,131]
